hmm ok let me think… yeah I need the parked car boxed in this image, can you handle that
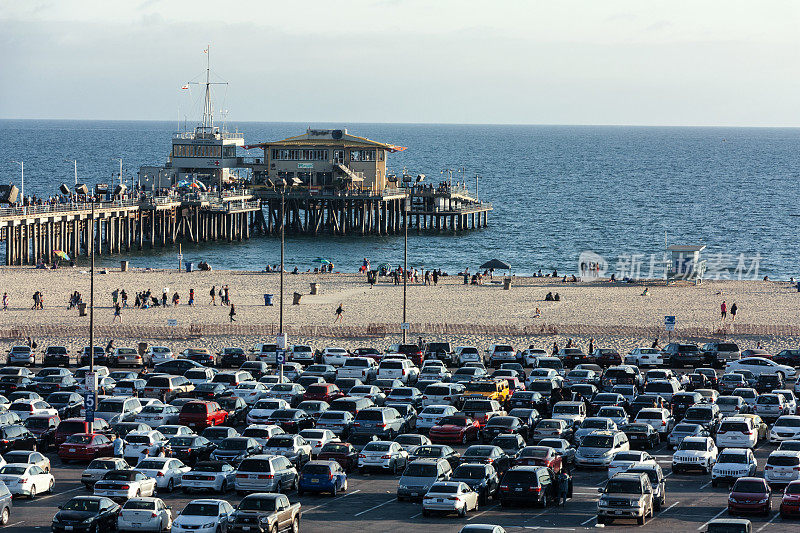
[178,401,228,432]
[51,496,121,533]
[134,457,191,492]
[318,441,359,472]
[93,469,157,499]
[422,481,479,517]
[358,440,408,473]
[712,447,758,487]
[672,436,718,474]
[728,477,772,515]
[397,458,452,500]
[781,479,800,518]
[596,471,654,525]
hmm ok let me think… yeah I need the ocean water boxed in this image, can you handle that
[1,119,799,278]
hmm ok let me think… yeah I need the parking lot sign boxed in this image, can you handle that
[664,316,676,331]
[276,350,286,365]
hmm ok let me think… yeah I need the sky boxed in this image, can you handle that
[2,0,800,126]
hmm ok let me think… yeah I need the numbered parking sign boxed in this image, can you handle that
[276,350,286,365]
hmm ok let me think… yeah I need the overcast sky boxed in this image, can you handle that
[2,0,800,126]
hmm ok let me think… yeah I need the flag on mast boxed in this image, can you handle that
[180,84,189,90]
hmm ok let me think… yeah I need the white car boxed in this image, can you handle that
[181,461,236,493]
[421,383,465,407]
[241,424,286,447]
[672,436,718,474]
[711,447,758,487]
[315,410,355,437]
[135,404,181,426]
[455,346,482,366]
[231,382,270,405]
[732,388,759,410]
[520,347,548,367]
[765,450,800,486]
[124,430,168,464]
[725,357,797,380]
[7,399,58,421]
[280,363,304,382]
[290,345,315,364]
[377,359,419,384]
[754,393,789,420]
[417,405,459,432]
[422,481,479,517]
[775,390,798,415]
[634,408,675,440]
[184,368,218,387]
[337,357,379,382]
[298,429,339,457]
[117,497,172,533]
[146,346,175,365]
[596,406,629,428]
[769,415,800,443]
[247,398,291,425]
[625,348,663,367]
[419,366,451,382]
[717,396,748,417]
[7,346,34,366]
[81,458,131,488]
[259,375,291,386]
[607,450,657,478]
[321,347,349,367]
[3,450,50,473]
[0,463,53,497]
[358,440,409,473]
[134,457,191,492]
[716,416,758,448]
[261,435,312,466]
[158,425,195,438]
[171,499,235,533]
[94,469,157,499]
[526,369,563,388]
[551,401,587,427]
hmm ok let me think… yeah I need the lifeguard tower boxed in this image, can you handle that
[667,244,707,284]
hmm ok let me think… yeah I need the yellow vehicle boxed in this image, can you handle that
[464,379,510,403]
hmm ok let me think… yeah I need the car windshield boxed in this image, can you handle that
[25,418,51,429]
[267,437,294,448]
[538,420,561,429]
[97,401,124,413]
[169,437,196,447]
[62,499,100,512]
[137,460,166,469]
[321,443,350,453]
[786,484,800,495]
[439,417,468,427]
[183,503,220,516]
[758,396,779,405]
[581,435,613,448]
[66,434,92,444]
[732,480,766,493]
[674,424,700,433]
[520,447,549,458]
[553,405,579,414]
[465,446,494,457]
[582,420,607,429]
[679,440,707,451]
[403,463,437,477]
[778,418,800,428]
[606,479,642,493]
[718,452,748,464]
[141,405,164,414]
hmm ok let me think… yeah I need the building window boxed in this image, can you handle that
[173,145,222,158]
[223,146,236,158]
[333,150,344,163]
[272,148,328,161]
[350,149,375,162]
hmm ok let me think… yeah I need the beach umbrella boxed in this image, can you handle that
[480,258,511,270]
[53,250,70,261]
[312,257,331,265]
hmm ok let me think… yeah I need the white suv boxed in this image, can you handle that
[770,415,800,443]
[672,436,718,474]
[337,358,378,382]
[455,347,482,366]
[378,359,419,384]
[634,408,675,441]
[715,416,758,449]
[487,345,516,368]
[765,450,800,486]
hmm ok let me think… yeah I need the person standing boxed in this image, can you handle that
[229,302,236,322]
[188,288,195,306]
[731,302,738,321]
[588,338,595,354]
[210,285,217,305]
[2,292,7,311]
[113,303,121,323]
[552,341,559,356]
[113,434,125,458]
[121,289,128,308]
[557,470,571,506]
[432,270,439,286]
[335,303,344,323]
[721,300,727,322]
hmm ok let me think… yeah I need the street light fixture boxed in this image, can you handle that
[403,197,410,343]
[10,161,22,203]
[275,175,302,381]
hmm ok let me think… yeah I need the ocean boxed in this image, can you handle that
[1,119,799,279]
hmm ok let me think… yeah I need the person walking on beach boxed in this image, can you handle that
[588,338,594,354]
[210,286,217,305]
[113,303,122,323]
[188,288,195,306]
[721,300,727,321]
[2,293,7,311]
[229,303,236,322]
[111,289,119,306]
[162,289,168,308]
[432,270,439,286]
[335,303,344,323]
[552,341,559,356]
[121,289,128,308]
[731,302,738,321]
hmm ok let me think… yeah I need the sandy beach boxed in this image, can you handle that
[0,266,797,356]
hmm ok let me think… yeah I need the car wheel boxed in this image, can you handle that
[167,479,174,492]
[712,480,718,488]
[458,504,466,517]
[343,480,348,492]
[540,493,548,508]
[48,478,54,493]
[291,475,298,491]
[332,485,337,497]
[0,507,7,526]
[637,514,645,525]
[270,525,278,533]
[292,518,299,533]
[28,485,36,499]
[597,516,605,525]
[422,509,429,517]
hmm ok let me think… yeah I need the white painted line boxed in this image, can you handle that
[664,471,673,479]
[580,516,596,526]
[353,497,396,517]
[410,512,422,519]
[572,492,599,495]
[700,481,712,489]
[466,503,499,521]
[304,489,361,512]
[6,522,23,528]
[659,501,680,515]
[756,511,780,532]
[698,508,727,531]
[37,486,83,501]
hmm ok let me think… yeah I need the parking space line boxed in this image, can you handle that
[756,512,780,532]
[697,508,727,531]
[580,516,596,526]
[303,489,361,512]
[467,503,499,521]
[6,522,23,528]
[37,486,83,501]
[658,501,680,515]
[410,512,422,519]
[700,481,712,489]
[353,497,396,517]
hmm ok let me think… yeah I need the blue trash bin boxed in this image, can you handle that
[264,294,273,306]
[185,262,193,272]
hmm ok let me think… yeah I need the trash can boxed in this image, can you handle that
[78,303,87,316]
[310,282,319,295]
[185,262,193,272]
[503,277,511,290]
[292,292,302,305]
[264,294,274,306]
[120,260,129,272]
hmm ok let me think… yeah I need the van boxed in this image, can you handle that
[234,454,297,493]
[551,401,587,427]
[424,343,455,366]
[422,383,465,408]
[329,396,374,415]
[94,397,142,423]
[351,407,404,439]
[143,375,194,402]
[251,343,279,364]
[643,379,681,403]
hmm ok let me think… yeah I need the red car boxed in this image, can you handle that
[429,415,481,444]
[318,441,359,472]
[303,383,345,403]
[54,418,113,447]
[728,477,772,515]
[178,401,228,431]
[513,446,562,472]
[781,480,800,518]
[58,432,114,462]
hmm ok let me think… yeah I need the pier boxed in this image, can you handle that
[0,190,259,265]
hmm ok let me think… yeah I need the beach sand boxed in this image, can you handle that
[0,266,798,355]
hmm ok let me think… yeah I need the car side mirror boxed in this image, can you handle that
[597,487,604,494]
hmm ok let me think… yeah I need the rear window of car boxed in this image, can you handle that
[181,403,208,414]
[719,422,749,433]
[355,410,384,421]
[767,454,800,466]
[239,458,272,471]
[58,421,86,433]
[147,377,170,387]
[502,470,537,483]
[381,361,403,369]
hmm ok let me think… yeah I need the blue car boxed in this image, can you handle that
[297,460,347,496]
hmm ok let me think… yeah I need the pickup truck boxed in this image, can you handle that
[229,492,301,533]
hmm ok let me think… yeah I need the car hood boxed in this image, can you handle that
[730,491,768,500]
[772,426,800,432]
[400,475,436,485]
[714,462,750,470]
[55,511,97,522]
[175,515,224,527]
[674,450,708,458]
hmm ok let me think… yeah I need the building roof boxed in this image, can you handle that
[244,128,407,152]
[667,245,706,252]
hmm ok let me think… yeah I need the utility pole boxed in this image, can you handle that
[403,198,409,343]
[113,158,123,189]
[87,201,96,433]
[475,174,480,200]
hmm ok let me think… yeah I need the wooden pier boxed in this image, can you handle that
[0,190,260,265]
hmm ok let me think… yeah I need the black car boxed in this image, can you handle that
[267,409,315,433]
[459,445,511,474]
[168,435,216,464]
[51,496,120,533]
[774,349,800,367]
[46,392,83,419]
[111,422,151,439]
[385,403,417,431]
[37,375,79,395]
[191,383,228,401]
[0,424,37,453]
[43,346,70,367]
[217,396,248,426]
[662,343,704,368]
[481,416,529,442]
[508,391,546,411]
[498,466,563,506]
[671,392,703,421]
[622,423,660,450]
[507,408,542,431]
[408,444,461,468]
[202,426,240,447]
[25,414,60,451]
[491,434,526,456]
[239,361,269,380]
[629,394,670,417]
[218,348,249,367]
[153,359,203,375]
[590,393,628,415]
[0,376,34,395]
[450,462,500,504]
[756,373,784,394]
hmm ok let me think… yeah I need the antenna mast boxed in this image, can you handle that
[202,45,213,130]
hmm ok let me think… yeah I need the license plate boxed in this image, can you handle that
[69,448,76,453]
[242,528,250,531]
[249,474,258,479]
[133,524,142,528]
[436,498,443,502]
[515,488,523,492]
[65,527,73,531]
[411,492,418,497]
[311,479,318,483]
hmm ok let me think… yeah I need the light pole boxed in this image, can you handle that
[88,201,95,433]
[403,197,409,343]
[11,161,22,203]
[277,176,302,381]
[64,159,77,185]
[475,174,480,200]
[113,158,123,189]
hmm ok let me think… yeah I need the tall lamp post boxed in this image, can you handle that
[11,161,22,204]
[87,201,96,433]
[276,176,302,380]
[403,197,410,343]
[65,159,78,185]
[113,158,123,189]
